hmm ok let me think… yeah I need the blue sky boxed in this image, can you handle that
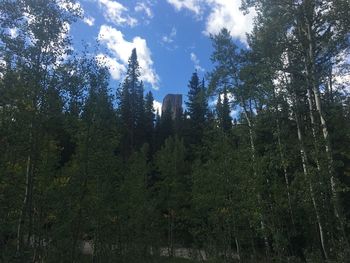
[70,0,256,109]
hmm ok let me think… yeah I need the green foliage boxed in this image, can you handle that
[1,0,350,262]
[184,72,209,146]
[118,48,146,154]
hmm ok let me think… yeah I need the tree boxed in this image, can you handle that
[185,72,208,145]
[155,136,190,256]
[0,0,81,259]
[144,91,155,150]
[192,129,253,262]
[216,87,232,132]
[117,146,156,261]
[118,48,145,154]
[157,104,174,147]
[241,0,350,259]
[53,57,122,262]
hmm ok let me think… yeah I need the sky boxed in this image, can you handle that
[70,0,257,110]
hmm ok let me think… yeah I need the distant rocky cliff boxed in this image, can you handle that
[162,94,182,119]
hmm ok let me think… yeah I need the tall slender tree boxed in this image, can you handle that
[144,91,155,150]
[185,72,208,145]
[118,48,145,154]
[216,87,232,132]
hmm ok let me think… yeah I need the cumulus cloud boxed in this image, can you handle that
[98,25,159,89]
[96,53,126,80]
[333,69,350,93]
[204,0,256,43]
[210,92,237,118]
[167,0,202,15]
[190,52,205,72]
[167,0,256,43]
[135,1,153,18]
[98,0,137,27]
[162,27,177,44]
[211,92,235,106]
[83,16,95,26]
[333,53,350,93]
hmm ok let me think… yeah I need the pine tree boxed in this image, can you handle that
[185,72,208,145]
[61,58,119,262]
[216,87,232,132]
[155,136,190,256]
[144,91,155,149]
[158,104,174,146]
[119,48,145,154]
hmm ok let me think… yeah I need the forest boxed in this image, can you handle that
[1,0,350,262]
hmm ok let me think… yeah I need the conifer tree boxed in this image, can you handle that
[185,72,208,145]
[155,136,190,256]
[49,58,119,262]
[119,48,145,154]
[1,0,349,261]
[158,105,173,146]
[216,87,232,132]
[144,91,155,149]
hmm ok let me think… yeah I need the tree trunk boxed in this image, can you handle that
[273,89,296,230]
[16,154,32,257]
[16,123,35,257]
[242,100,270,256]
[235,237,240,262]
[306,85,322,172]
[304,15,350,250]
[292,95,329,260]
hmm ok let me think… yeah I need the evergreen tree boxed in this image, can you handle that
[119,48,145,154]
[157,104,174,146]
[117,146,156,261]
[216,87,232,132]
[144,91,155,149]
[185,72,208,145]
[1,0,349,261]
[155,136,190,255]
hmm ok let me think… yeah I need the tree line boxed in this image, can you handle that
[1,0,350,262]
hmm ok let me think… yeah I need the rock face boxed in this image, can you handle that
[162,94,182,119]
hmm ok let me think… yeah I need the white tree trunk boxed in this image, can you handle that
[273,89,295,229]
[304,15,349,249]
[292,95,329,260]
[16,154,31,256]
[242,100,270,255]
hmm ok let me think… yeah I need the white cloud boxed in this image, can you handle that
[333,52,350,93]
[211,92,234,105]
[210,91,237,118]
[83,16,95,26]
[57,0,82,13]
[162,27,177,44]
[167,0,256,43]
[96,53,126,80]
[98,0,137,27]
[167,0,202,15]
[190,52,205,72]
[334,70,350,93]
[204,0,256,44]
[135,1,153,18]
[154,100,162,115]
[98,25,159,89]
[8,28,18,38]
[0,58,6,79]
